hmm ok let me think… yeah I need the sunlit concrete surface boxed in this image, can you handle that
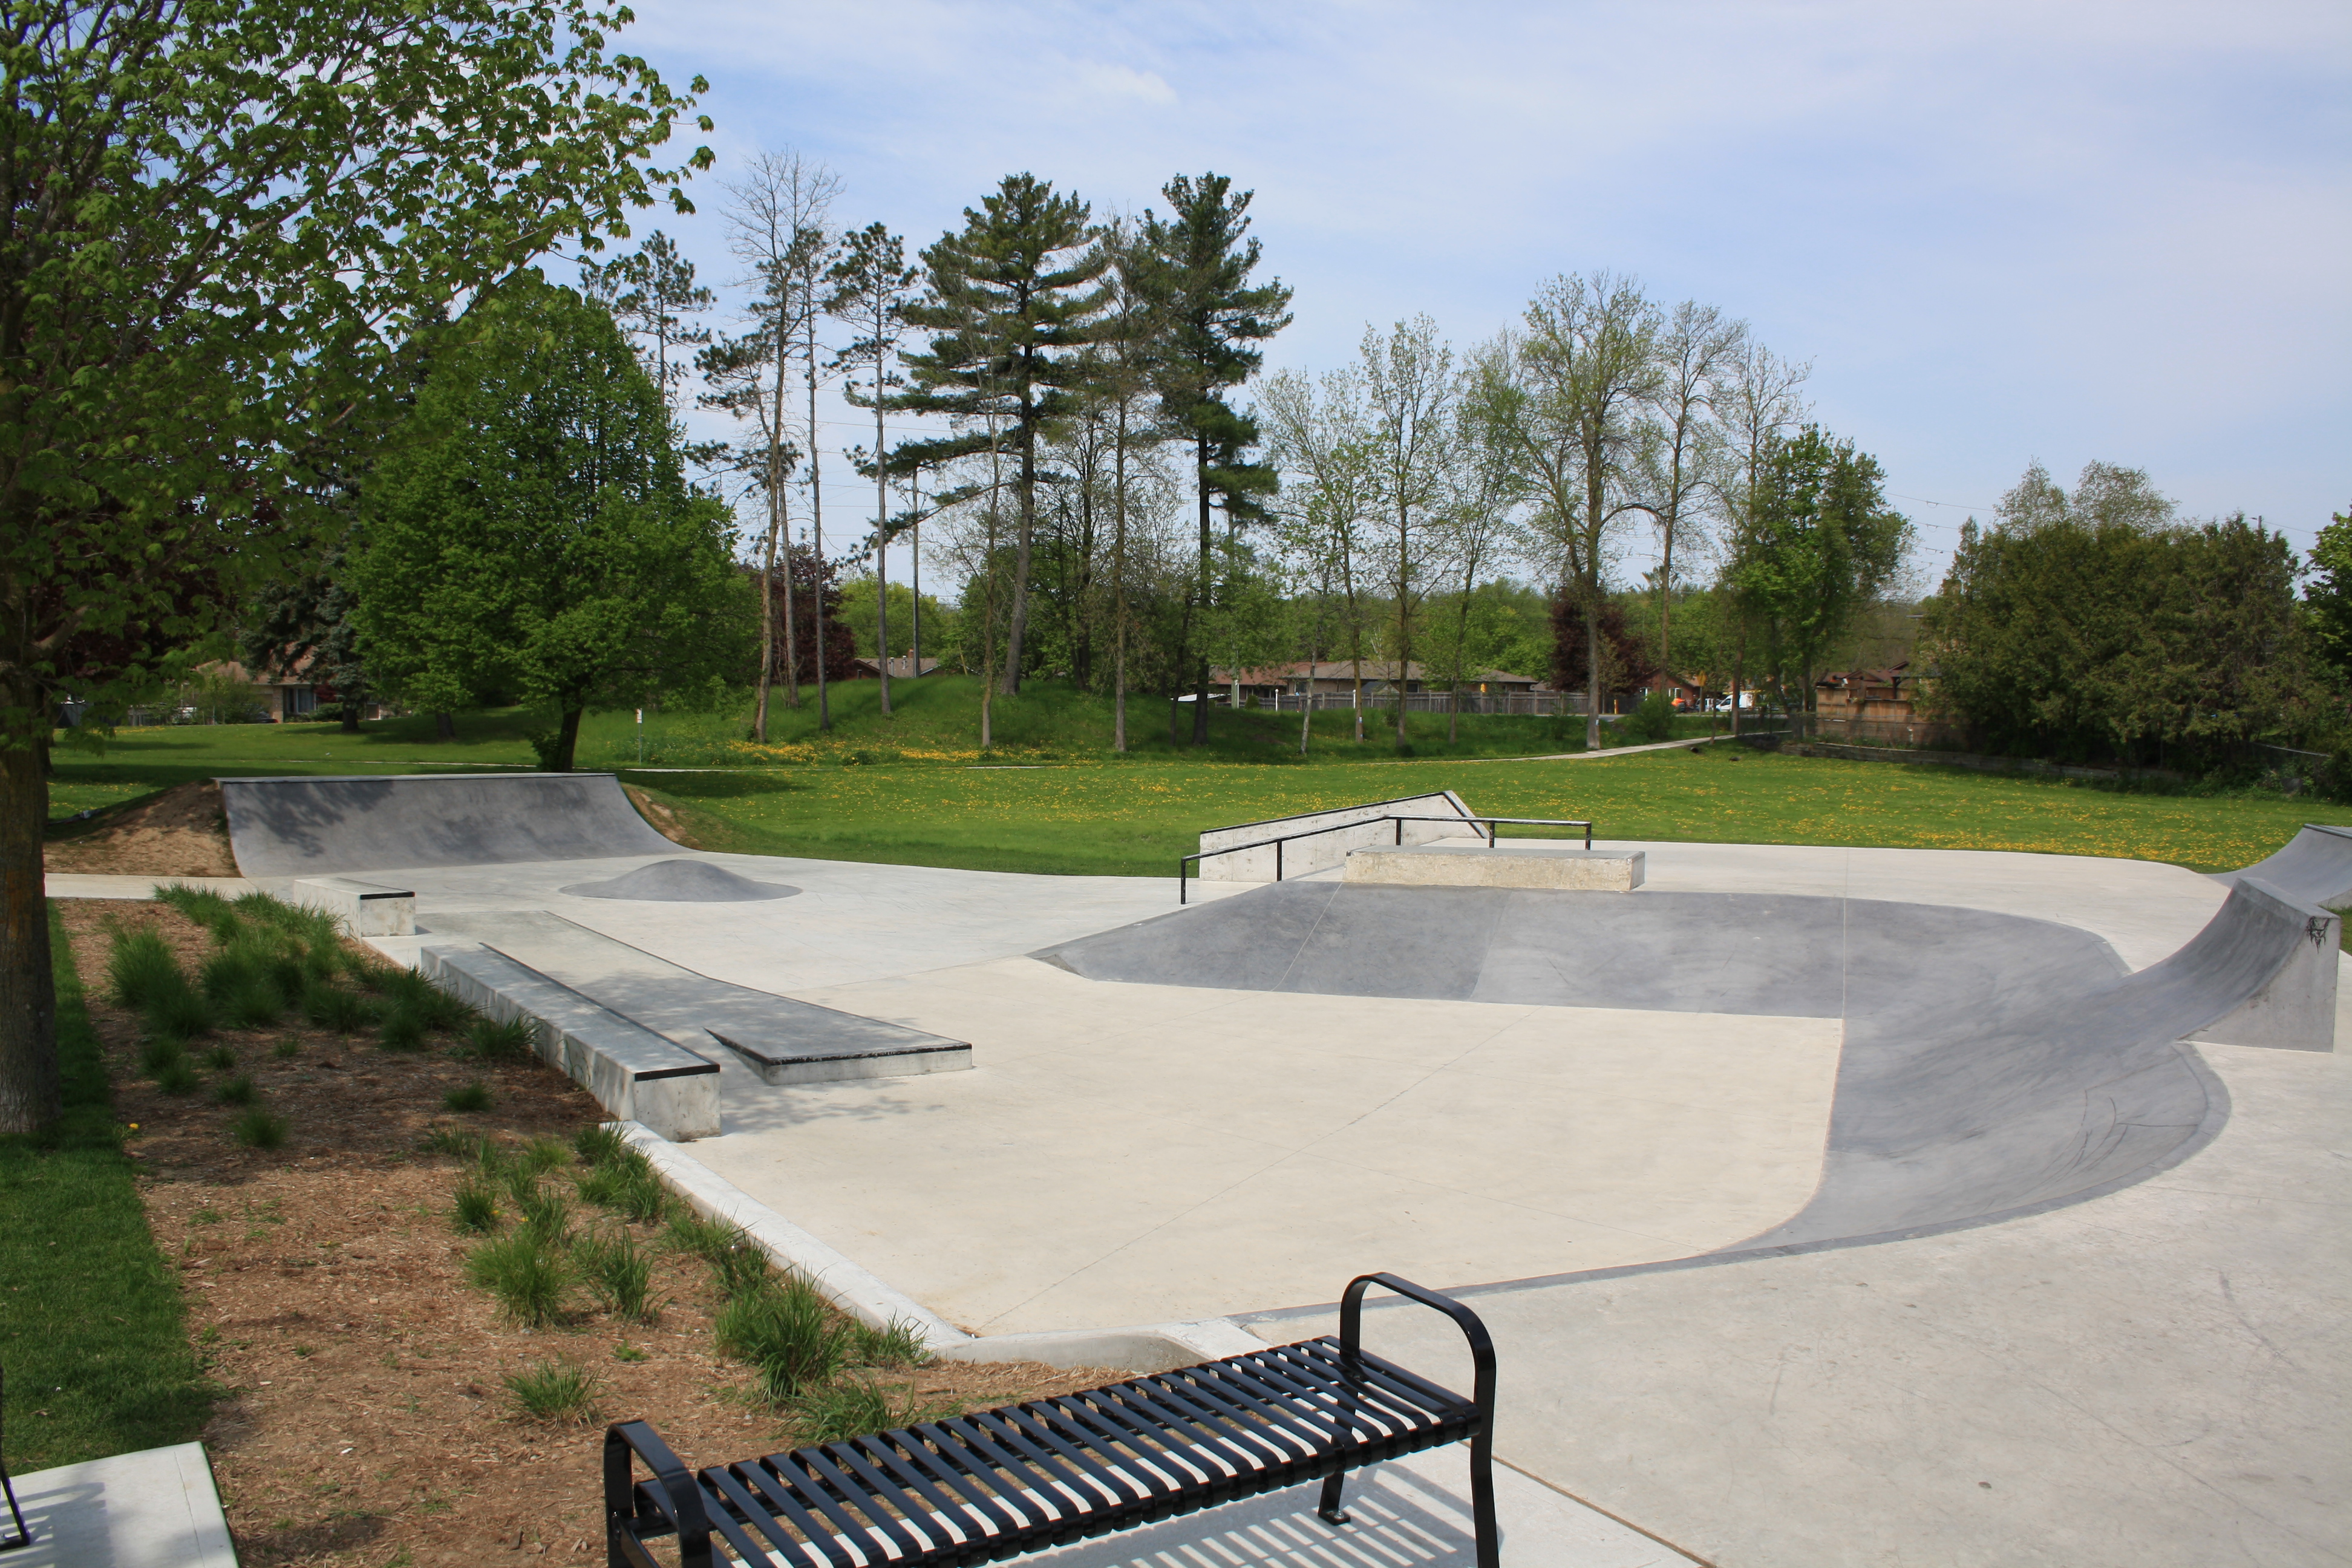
[2,1441,236,1568]
[1252,1041,2352,1568]
[1017,1445,1703,1566]
[685,961,1843,1332]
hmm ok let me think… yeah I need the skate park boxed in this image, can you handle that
[56,770,2352,1566]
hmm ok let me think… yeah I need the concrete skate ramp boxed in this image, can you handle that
[561,859,799,903]
[218,773,676,877]
[1040,875,2331,1250]
[2213,823,2352,909]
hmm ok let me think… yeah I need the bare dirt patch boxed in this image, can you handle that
[45,780,240,877]
[621,785,704,851]
[60,899,1108,1566]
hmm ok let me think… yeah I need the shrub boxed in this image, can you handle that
[106,930,183,1010]
[231,1108,289,1149]
[222,976,283,1030]
[214,1074,257,1106]
[443,1080,494,1114]
[575,1230,656,1322]
[666,1215,769,1299]
[845,1318,932,1371]
[466,1016,534,1062]
[792,1374,933,1445]
[143,986,214,1044]
[1619,691,1678,745]
[378,1008,427,1051]
[466,1232,572,1327]
[714,1277,848,1405]
[155,1060,201,1096]
[418,1124,479,1157]
[573,1125,627,1168]
[304,978,376,1034]
[512,1181,572,1246]
[501,1357,603,1423]
[451,1178,500,1233]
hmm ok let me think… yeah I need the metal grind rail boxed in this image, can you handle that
[1180,812,1593,903]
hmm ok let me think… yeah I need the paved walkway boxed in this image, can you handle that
[2,1441,235,1568]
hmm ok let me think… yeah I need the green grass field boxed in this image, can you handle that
[0,910,214,1471]
[45,679,2345,875]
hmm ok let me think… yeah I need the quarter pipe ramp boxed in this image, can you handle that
[218,773,677,877]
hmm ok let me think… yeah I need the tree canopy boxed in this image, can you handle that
[354,280,750,771]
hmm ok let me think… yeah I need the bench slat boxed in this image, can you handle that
[610,1276,1500,1568]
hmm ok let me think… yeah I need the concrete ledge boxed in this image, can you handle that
[290,875,415,936]
[419,945,721,1139]
[4,1440,235,1568]
[1344,844,1647,891]
[707,1027,971,1085]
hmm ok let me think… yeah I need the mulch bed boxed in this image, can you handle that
[57,899,1109,1566]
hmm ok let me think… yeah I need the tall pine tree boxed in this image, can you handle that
[892,174,1109,694]
[1135,174,1292,742]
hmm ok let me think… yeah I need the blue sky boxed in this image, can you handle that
[616,0,2350,591]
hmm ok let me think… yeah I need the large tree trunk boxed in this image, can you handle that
[754,499,780,741]
[1112,408,1129,755]
[0,679,60,1134]
[1001,423,1037,696]
[340,702,362,734]
[874,400,892,719]
[1191,434,1212,745]
[1585,581,1603,752]
[550,705,583,772]
[434,711,456,741]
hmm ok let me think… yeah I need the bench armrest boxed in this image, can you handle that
[1336,1272,1498,1436]
[606,1420,711,1566]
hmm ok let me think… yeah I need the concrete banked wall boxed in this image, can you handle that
[1194,790,1486,882]
[1042,865,2340,1258]
[219,773,675,877]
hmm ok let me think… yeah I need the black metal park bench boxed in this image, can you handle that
[606,1272,1499,1567]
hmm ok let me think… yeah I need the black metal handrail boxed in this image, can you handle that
[1180,811,1594,903]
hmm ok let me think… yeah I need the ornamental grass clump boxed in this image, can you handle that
[443,1080,493,1113]
[466,1231,573,1328]
[575,1230,657,1323]
[231,1108,289,1149]
[303,978,376,1034]
[214,1073,257,1106]
[106,929,184,1010]
[451,1177,501,1234]
[466,1016,533,1062]
[667,1214,769,1299]
[714,1275,849,1405]
[501,1357,603,1424]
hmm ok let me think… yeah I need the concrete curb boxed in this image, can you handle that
[609,1121,1269,1373]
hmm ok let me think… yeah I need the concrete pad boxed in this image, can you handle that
[42,874,253,900]
[1242,1042,2352,1568]
[3,1441,235,1568]
[1014,1445,1701,1566]
[1345,844,1645,890]
[682,958,1841,1331]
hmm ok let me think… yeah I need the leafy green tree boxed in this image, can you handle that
[240,543,374,733]
[1924,465,2307,766]
[1468,273,1661,750]
[0,0,708,1132]
[893,174,1111,697]
[2300,503,2352,685]
[1134,173,1293,742]
[1725,426,1913,713]
[354,281,750,771]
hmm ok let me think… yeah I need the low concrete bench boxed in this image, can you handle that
[604,1273,1498,1567]
[1345,843,1646,891]
[419,944,719,1140]
[290,876,416,936]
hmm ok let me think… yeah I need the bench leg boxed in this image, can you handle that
[1469,1432,1500,1568]
[1317,1470,1351,1528]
